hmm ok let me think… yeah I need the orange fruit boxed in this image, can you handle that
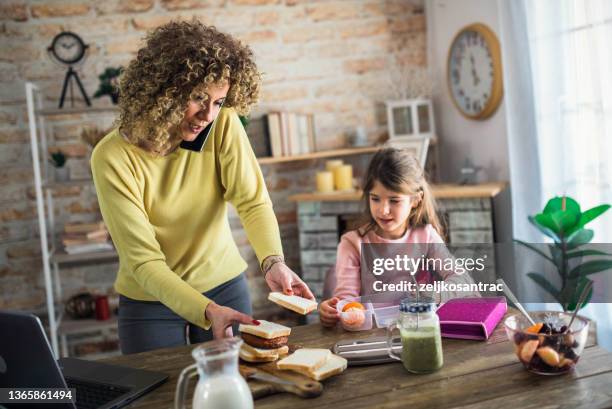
[342,301,365,312]
[525,322,543,334]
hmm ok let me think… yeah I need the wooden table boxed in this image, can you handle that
[103,317,612,409]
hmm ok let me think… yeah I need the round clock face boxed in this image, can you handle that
[50,32,86,65]
[447,24,503,120]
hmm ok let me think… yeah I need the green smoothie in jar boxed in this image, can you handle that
[388,299,443,374]
[400,326,443,373]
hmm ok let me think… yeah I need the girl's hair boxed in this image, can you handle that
[117,20,261,155]
[358,147,444,238]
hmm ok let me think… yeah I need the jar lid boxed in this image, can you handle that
[400,298,434,313]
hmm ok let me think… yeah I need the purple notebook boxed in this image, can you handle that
[436,297,507,340]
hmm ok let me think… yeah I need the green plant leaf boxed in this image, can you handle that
[527,272,561,302]
[513,240,555,265]
[565,276,594,312]
[569,259,612,278]
[543,196,581,214]
[550,208,581,236]
[567,229,594,250]
[567,249,612,259]
[566,204,611,237]
[528,215,560,242]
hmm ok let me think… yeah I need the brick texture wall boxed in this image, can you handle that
[0,0,427,317]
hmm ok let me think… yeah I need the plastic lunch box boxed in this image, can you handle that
[337,294,402,330]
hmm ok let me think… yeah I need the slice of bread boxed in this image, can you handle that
[239,320,291,339]
[268,292,318,315]
[306,354,348,381]
[242,342,289,358]
[277,348,331,372]
[239,347,278,363]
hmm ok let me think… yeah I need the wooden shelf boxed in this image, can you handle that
[50,248,118,265]
[257,146,379,165]
[58,314,118,336]
[36,106,119,117]
[288,182,508,202]
[44,178,93,190]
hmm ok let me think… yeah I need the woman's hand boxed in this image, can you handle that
[319,297,340,327]
[205,302,259,339]
[265,262,315,301]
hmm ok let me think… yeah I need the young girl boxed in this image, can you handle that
[319,148,476,327]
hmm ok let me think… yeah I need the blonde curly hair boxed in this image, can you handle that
[117,20,261,155]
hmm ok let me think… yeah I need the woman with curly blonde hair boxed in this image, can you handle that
[91,20,313,354]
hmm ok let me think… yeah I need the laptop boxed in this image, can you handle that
[0,311,168,409]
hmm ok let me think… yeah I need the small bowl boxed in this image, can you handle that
[504,311,589,375]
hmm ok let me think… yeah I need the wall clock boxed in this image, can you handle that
[447,23,503,120]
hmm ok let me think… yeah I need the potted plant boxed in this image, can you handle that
[515,196,611,311]
[49,150,69,182]
[93,67,121,104]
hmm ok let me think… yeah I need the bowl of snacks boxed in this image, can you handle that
[337,299,373,331]
[504,311,589,375]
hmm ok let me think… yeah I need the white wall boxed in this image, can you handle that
[426,0,510,183]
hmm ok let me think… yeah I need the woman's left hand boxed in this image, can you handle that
[265,262,315,301]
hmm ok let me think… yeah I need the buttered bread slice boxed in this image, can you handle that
[239,320,291,339]
[241,342,289,358]
[277,348,331,372]
[268,292,318,315]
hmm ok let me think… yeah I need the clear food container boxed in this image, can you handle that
[337,297,374,331]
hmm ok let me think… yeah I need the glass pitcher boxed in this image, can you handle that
[175,337,254,409]
[387,299,443,373]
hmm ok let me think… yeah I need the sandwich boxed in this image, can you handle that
[239,343,290,363]
[268,292,318,315]
[238,320,291,362]
[277,348,347,381]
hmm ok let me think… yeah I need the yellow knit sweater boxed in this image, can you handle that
[91,108,283,329]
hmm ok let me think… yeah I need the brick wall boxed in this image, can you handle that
[0,0,427,318]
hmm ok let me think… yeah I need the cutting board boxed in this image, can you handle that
[239,345,323,400]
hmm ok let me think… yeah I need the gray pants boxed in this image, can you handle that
[118,273,252,354]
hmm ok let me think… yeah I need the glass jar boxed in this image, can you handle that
[387,299,443,373]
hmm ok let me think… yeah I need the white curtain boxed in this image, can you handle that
[499,0,612,350]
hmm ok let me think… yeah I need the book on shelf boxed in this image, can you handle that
[265,112,316,157]
[64,221,106,234]
[62,221,112,253]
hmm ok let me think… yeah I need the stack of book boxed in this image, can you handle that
[266,112,316,157]
[62,221,113,254]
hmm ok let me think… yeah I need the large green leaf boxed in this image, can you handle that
[550,208,581,235]
[529,215,560,242]
[567,249,612,259]
[567,229,594,250]
[534,213,560,235]
[566,204,611,237]
[513,239,555,265]
[543,196,581,214]
[565,276,594,312]
[527,272,561,303]
[569,259,612,278]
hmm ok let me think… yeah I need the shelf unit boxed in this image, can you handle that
[26,82,119,359]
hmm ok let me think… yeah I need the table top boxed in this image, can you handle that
[103,315,612,409]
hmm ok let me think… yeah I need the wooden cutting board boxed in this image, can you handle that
[239,345,323,400]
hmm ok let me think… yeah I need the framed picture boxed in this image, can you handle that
[386,136,430,169]
[385,99,435,140]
